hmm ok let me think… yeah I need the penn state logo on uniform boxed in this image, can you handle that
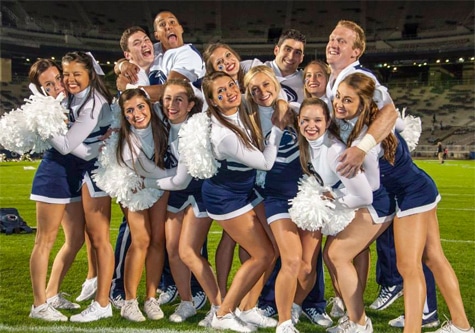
[164,146,178,169]
[281,84,298,102]
[149,70,167,86]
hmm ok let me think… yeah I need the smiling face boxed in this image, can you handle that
[153,11,184,51]
[162,84,195,124]
[209,46,240,79]
[38,66,65,98]
[62,60,90,95]
[211,76,241,115]
[326,25,361,71]
[304,63,328,98]
[124,31,154,69]
[333,81,361,120]
[247,72,278,107]
[274,39,304,77]
[123,95,152,129]
[298,103,330,141]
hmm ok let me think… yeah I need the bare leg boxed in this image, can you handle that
[295,229,321,305]
[215,231,236,298]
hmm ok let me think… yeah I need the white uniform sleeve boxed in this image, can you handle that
[69,141,101,161]
[168,45,204,82]
[217,126,283,170]
[49,101,108,155]
[327,146,373,208]
[125,153,176,179]
[143,158,192,191]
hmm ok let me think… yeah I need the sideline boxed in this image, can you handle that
[0,324,204,333]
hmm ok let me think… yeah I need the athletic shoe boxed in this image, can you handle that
[110,294,125,309]
[192,290,207,310]
[239,306,278,328]
[70,300,112,322]
[158,285,178,305]
[211,311,256,332]
[276,319,300,333]
[29,303,68,322]
[426,320,474,333]
[337,317,373,333]
[120,299,146,322]
[144,297,164,320]
[76,277,97,302]
[368,284,403,310]
[169,301,197,323]
[259,303,278,317]
[303,307,333,327]
[389,311,440,328]
[291,303,302,325]
[328,297,345,318]
[47,292,80,309]
[327,315,349,333]
[198,304,219,328]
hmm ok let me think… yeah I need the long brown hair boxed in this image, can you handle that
[28,58,62,95]
[116,88,168,170]
[297,98,341,175]
[339,73,397,164]
[202,71,262,150]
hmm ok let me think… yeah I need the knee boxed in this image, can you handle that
[299,260,314,278]
[131,233,151,251]
[396,258,422,278]
[281,254,301,275]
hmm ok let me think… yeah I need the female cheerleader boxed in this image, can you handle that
[337,73,473,333]
[201,71,283,332]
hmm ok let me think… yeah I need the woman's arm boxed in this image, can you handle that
[143,159,192,191]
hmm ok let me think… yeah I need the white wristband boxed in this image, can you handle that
[125,83,139,90]
[356,134,377,153]
[118,60,128,73]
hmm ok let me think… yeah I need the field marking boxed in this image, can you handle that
[0,324,203,333]
[441,238,475,244]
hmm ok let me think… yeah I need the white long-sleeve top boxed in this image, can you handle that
[121,124,175,179]
[49,87,111,160]
[210,110,283,171]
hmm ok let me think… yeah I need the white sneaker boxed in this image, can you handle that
[121,299,146,322]
[144,297,164,320]
[169,301,197,323]
[76,277,97,302]
[389,312,440,328]
[328,297,345,318]
[192,290,208,310]
[239,306,278,328]
[211,311,256,332]
[157,285,178,305]
[368,284,403,310]
[427,321,474,333]
[327,315,349,333]
[291,303,302,325]
[276,319,300,333]
[199,304,219,328]
[29,303,68,322]
[303,307,333,327]
[339,317,373,333]
[110,294,125,309]
[47,292,80,309]
[70,300,112,322]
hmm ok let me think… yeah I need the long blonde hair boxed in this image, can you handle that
[202,71,263,150]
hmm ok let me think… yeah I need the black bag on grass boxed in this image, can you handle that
[0,208,33,235]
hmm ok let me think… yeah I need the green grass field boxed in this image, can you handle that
[0,159,474,332]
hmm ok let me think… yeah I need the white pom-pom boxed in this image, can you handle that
[0,94,68,154]
[289,175,327,231]
[255,170,266,188]
[398,107,421,152]
[92,132,163,212]
[178,113,218,179]
[109,101,122,129]
[319,201,356,236]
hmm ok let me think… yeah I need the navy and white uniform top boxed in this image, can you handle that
[256,104,302,223]
[326,60,393,112]
[149,43,205,86]
[201,110,283,220]
[308,131,372,209]
[380,132,440,218]
[264,60,304,103]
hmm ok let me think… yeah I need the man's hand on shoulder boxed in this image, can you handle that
[337,146,366,178]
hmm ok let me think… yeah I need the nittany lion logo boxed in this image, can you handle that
[281,84,298,102]
[149,70,167,85]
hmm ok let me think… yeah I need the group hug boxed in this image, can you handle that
[2,8,472,333]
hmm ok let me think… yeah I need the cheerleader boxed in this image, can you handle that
[201,71,284,332]
[143,79,218,325]
[339,73,473,333]
[49,51,114,323]
[113,88,172,322]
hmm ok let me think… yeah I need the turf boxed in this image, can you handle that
[0,159,473,332]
